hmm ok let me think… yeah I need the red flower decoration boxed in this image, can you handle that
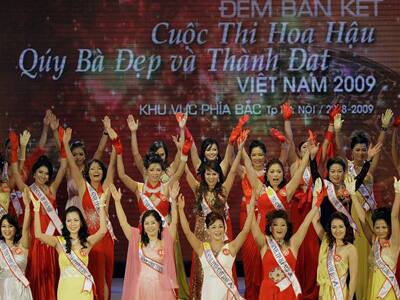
[158,248,164,257]
[223,248,231,256]
[334,254,342,262]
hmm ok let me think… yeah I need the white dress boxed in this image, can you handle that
[0,248,33,300]
[199,243,236,300]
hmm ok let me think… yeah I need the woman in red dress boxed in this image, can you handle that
[251,177,324,300]
[63,127,115,300]
[10,130,67,300]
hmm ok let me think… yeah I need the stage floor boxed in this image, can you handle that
[111,277,246,299]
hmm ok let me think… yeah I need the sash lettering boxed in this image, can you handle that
[10,191,23,216]
[140,193,168,228]
[265,186,286,210]
[324,180,358,232]
[373,240,400,299]
[203,243,243,300]
[57,237,94,293]
[30,183,62,235]
[0,240,29,287]
[138,243,163,273]
[348,161,376,211]
[266,237,302,296]
[327,244,345,300]
[86,183,116,240]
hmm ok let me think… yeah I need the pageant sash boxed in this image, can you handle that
[303,168,311,186]
[327,244,345,300]
[30,183,62,235]
[373,240,400,299]
[138,244,164,273]
[140,193,168,228]
[57,237,94,293]
[86,183,116,240]
[203,243,243,300]
[266,236,302,296]
[265,186,286,210]
[0,240,29,287]
[10,191,23,216]
[324,180,358,232]
[0,204,7,219]
[348,161,376,211]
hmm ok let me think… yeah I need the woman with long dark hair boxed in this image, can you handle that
[63,126,116,300]
[348,176,400,299]
[185,132,246,299]
[112,182,179,299]
[0,188,32,299]
[11,129,67,300]
[313,210,358,300]
[251,178,324,299]
[31,186,108,300]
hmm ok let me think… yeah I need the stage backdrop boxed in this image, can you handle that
[1,0,399,273]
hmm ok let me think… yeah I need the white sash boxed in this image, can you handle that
[0,240,29,287]
[86,183,116,240]
[138,244,164,273]
[140,193,168,228]
[266,237,302,296]
[324,180,358,232]
[57,237,94,293]
[10,191,23,216]
[30,183,62,235]
[373,240,400,299]
[303,168,311,186]
[348,161,376,211]
[0,204,7,219]
[203,243,243,300]
[327,244,345,300]
[265,186,286,210]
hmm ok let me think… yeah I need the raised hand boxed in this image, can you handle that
[126,115,138,132]
[381,109,393,129]
[281,102,293,120]
[308,142,320,159]
[344,176,356,196]
[312,178,324,208]
[367,142,382,161]
[49,114,60,131]
[63,128,72,145]
[334,113,343,132]
[110,184,122,202]
[106,127,118,140]
[30,192,41,212]
[100,187,111,207]
[171,134,182,151]
[329,104,341,123]
[237,129,249,149]
[314,178,323,194]
[43,109,52,127]
[270,128,286,143]
[308,129,317,144]
[102,116,111,131]
[177,193,185,210]
[176,113,188,129]
[22,187,32,207]
[19,130,31,147]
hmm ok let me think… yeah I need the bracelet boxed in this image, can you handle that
[381,126,388,132]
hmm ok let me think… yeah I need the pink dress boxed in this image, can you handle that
[122,227,177,300]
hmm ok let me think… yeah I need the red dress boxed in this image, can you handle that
[291,181,319,300]
[240,173,264,300]
[26,190,59,300]
[259,247,298,300]
[82,184,114,300]
[137,181,170,218]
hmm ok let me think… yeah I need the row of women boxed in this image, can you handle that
[0,105,399,300]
